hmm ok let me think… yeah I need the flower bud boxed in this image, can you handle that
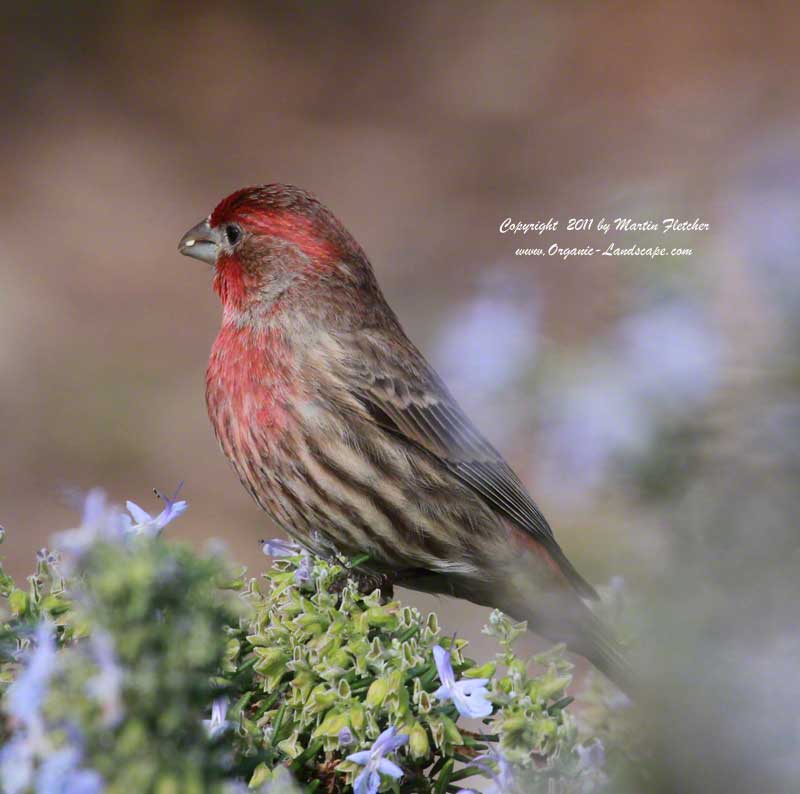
[364,606,397,628]
[8,589,28,616]
[312,710,349,739]
[463,661,496,679]
[366,677,390,706]
[337,678,351,699]
[500,714,528,739]
[408,721,430,759]
[535,675,571,700]
[349,704,365,731]
[418,691,433,713]
[440,714,463,745]
[310,684,337,712]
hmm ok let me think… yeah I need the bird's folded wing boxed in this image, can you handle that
[325,328,598,600]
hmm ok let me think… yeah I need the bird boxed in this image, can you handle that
[178,184,631,688]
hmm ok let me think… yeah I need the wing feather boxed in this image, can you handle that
[326,329,599,600]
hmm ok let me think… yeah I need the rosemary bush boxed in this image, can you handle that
[0,489,620,793]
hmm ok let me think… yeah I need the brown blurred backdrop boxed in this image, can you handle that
[1,4,800,790]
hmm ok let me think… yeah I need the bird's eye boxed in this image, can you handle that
[224,224,242,245]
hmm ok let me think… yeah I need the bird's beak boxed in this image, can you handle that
[178,219,220,265]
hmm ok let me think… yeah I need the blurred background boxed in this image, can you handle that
[1,2,798,792]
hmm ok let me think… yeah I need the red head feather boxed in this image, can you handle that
[209,184,363,264]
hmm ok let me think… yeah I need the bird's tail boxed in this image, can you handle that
[497,586,637,694]
[404,567,637,693]
[573,608,637,693]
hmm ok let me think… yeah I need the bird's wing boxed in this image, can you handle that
[328,329,598,600]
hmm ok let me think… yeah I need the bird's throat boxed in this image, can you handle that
[213,255,249,314]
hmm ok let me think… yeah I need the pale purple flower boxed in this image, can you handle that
[203,697,231,738]
[576,739,605,772]
[1,627,104,794]
[346,725,408,794]
[54,490,129,562]
[6,622,58,734]
[35,747,104,794]
[35,547,60,567]
[124,484,187,537]
[618,300,721,410]
[81,489,121,532]
[294,554,312,586]
[432,645,492,718]
[606,689,633,710]
[539,297,721,500]
[338,727,355,747]
[576,739,607,792]
[0,736,34,794]
[55,486,187,563]
[474,748,516,794]
[2,623,59,793]
[433,273,539,439]
[86,631,124,726]
[540,367,650,495]
[261,538,301,558]
[436,291,539,392]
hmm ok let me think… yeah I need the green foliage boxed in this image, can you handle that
[1,536,240,793]
[0,511,622,793]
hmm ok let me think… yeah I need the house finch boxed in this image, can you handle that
[179,184,631,688]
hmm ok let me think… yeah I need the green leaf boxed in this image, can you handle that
[434,758,454,794]
[8,588,28,616]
